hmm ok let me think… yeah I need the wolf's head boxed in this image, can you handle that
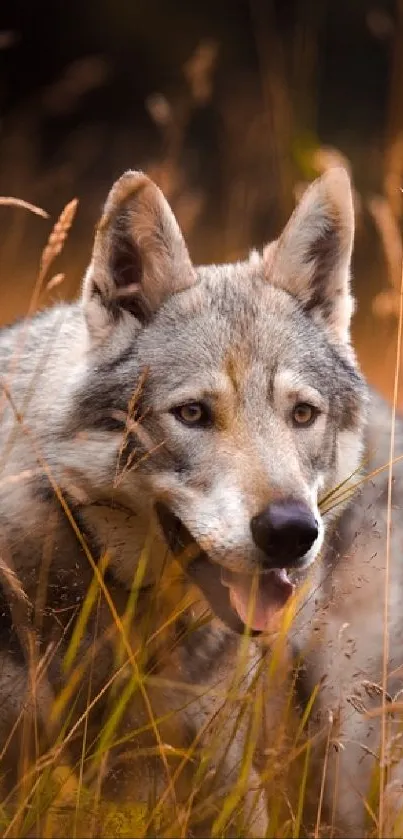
[80,168,367,633]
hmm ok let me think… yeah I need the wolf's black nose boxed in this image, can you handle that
[250,499,318,567]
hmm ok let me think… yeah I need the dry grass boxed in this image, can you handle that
[378,188,403,839]
[0,198,48,219]
[0,169,402,839]
[1,15,403,838]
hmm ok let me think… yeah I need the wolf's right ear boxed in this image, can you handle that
[82,171,196,342]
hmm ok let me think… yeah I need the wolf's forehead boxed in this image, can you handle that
[185,272,305,352]
[143,272,316,393]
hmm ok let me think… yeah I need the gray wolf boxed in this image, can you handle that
[0,166,401,836]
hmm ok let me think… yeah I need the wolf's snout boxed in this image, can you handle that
[250,499,318,567]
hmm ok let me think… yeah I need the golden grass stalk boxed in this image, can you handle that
[378,229,403,836]
[0,197,49,218]
[39,199,78,281]
[46,273,65,292]
[26,198,78,316]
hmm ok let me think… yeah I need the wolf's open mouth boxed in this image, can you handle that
[220,567,293,631]
[155,503,294,635]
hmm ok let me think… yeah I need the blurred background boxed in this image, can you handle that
[0,0,402,404]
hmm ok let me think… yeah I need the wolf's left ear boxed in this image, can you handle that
[83,171,196,341]
[264,168,355,347]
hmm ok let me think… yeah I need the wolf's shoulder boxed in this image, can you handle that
[0,302,80,356]
[366,386,403,471]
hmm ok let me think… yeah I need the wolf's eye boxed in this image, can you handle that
[171,402,212,428]
[292,402,318,427]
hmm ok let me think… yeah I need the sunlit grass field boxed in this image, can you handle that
[0,169,402,838]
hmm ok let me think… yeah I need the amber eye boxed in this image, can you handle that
[171,402,212,428]
[292,402,318,427]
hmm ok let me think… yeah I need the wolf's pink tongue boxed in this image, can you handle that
[223,569,294,631]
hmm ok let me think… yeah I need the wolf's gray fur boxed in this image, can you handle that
[0,167,401,836]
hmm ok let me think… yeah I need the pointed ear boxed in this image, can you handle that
[83,170,196,341]
[264,168,355,347]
